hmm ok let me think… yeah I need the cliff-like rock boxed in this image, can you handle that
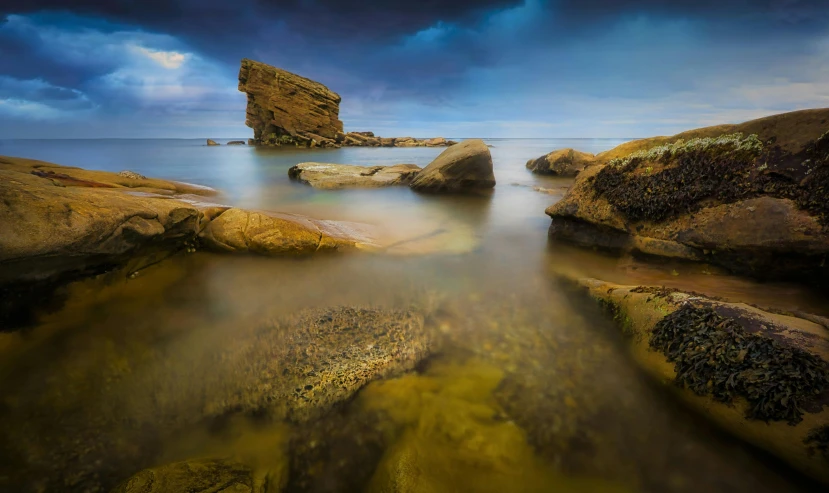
[238,58,344,147]
[238,59,456,148]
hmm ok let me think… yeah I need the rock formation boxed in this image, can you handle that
[410,138,496,192]
[288,162,421,189]
[239,58,344,148]
[238,59,456,148]
[546,108,829,285]
[227,140,246,145]
[206,139,219,146]
[0,156,378,328]
[574,278,829,485]
[526,148,595,176]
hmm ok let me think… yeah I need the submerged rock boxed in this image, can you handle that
[409,139,496,193]
[526,148,595,176]
[111,458,261,493]
[207,139,220,146]
[546,108,829,285]
[288,162,421,189]
[576,278,829,485]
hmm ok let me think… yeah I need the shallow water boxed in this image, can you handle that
[0,138,826,492]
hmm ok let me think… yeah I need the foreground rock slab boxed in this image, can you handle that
[575,278,829,484]
[546,108,829,285]
[111,459,266,493]
[409,139,496,193]
[288,162,421,189]
[526,148,595,176]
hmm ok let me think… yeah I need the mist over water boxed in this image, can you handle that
[0,138,825,492]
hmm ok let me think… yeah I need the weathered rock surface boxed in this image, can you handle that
[238,58,344,148]
[111,459,261,493]
[526,148,595,176]
[409,139,496,193]
[207,139,220,146]
[288,162,421,189]
[546,108,829,285]
[200,208,377,254]
[0,156,378,328]
[237,58,455,149]
[575,278,829,485]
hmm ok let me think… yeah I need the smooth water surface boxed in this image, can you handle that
[0,138,826,492]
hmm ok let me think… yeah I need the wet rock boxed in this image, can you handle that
[207,139,220,146]
[576,278,829,485]
[199,208,378,255]
[409,139,496,193]
[238,59,343,147]
[546,108,829,285]
[111,458,258,493]
[288,162,421,189]
[526,148,595,176]
[227,141,246,145]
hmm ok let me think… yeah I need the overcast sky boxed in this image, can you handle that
[1,0,828,138]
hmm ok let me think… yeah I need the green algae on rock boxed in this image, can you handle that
[805,425,829,460]
[574,278,829,485]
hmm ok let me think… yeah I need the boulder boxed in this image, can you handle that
[207,139,220,146]
[526,148,595,176]
[409,139,496,192]
[227,140,246,145]
[288,162,421,189]
[111,459,260,493]
[575,278,829,485]
[238,58,343,146]
[118,170,146,179]
[546,108,829,285]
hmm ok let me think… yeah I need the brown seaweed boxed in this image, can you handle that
[649,305,829,424]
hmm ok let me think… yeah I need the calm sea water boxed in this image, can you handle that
[0,138,825,492]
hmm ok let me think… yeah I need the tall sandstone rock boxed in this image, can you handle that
[238,58,344,147]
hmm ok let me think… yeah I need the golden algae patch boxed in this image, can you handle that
[357,358,633,493]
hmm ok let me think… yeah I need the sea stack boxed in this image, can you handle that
[238,58,344,148]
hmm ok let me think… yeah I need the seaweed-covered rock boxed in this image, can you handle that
[576,278,829,484]
[546,108,829,285]
[111,458,259,493]
[409,139,495,193]
[288,162,421,189]
[526,148,595,176]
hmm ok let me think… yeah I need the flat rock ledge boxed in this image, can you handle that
[574,278,829,485]
[0,156,378,327]
[288,162,421,189]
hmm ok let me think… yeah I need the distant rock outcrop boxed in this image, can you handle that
[206,139,219,146]
[226,140,246,145]
[526,148,595,176]
[238,59,456,148]
[238,58,344,148]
